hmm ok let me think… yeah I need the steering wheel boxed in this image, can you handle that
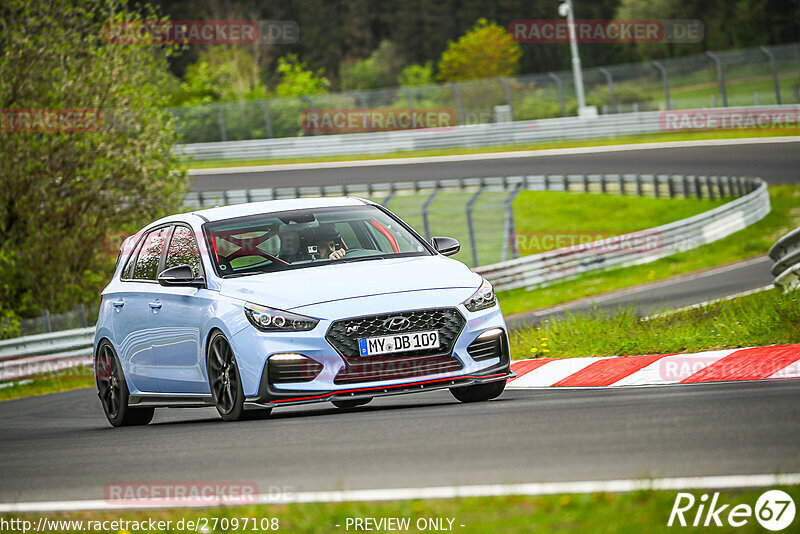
[341,247,373,258]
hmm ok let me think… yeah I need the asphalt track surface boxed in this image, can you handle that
[1,380,798,504]
[2,139,798,506]
[189,140,800,191]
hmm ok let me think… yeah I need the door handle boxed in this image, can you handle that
[112,300,125,308]
[148,301,162,310]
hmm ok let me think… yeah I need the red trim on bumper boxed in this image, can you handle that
[267,373,509,404]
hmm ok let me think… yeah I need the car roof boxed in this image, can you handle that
[190,196,370,222]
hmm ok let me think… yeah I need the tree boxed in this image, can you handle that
[0,0,187,317]
[398,62,436,86]
[274,54,331,97]
[437,18,522,82]
[168,47,268,106]
[339,41,407,90]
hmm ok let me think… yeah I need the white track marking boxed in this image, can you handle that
[188,136,800,175]
[2,474,799,512]
[509,357,603,388]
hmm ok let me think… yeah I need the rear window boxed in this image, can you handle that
[132,227,170,280]
[203,205,430,278]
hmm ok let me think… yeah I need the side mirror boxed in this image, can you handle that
[158,265,205,288]
[431,236,460,256]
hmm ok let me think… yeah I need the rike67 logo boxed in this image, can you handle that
[668,490,796,531]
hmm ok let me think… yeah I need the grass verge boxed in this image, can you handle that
[0,366,94,402]
[184,129,799,169]
[3,486,798,533]
[498,184,800,315]
[509,287,800,359]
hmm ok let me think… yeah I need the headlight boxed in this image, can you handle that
[462,278,497,312]
[244,302,319,332]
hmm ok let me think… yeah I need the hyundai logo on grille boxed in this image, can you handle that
[383,316,411,331]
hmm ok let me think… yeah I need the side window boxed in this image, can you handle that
[165,226,203,277]
[133,227,169,280]
[121,236,145,280]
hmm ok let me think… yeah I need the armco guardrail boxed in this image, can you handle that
[176,104,800,161]
[769,227,800,289]
[474,175,770,291]
[0,327,94,382]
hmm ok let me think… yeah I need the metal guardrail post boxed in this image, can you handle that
[214,104,228,142]
[760,46,782,105]
[466,181,486,267]
[382,183,396,207]
[421,183,441,241]
[501,182,524,261]
[635,174,643,197]
[706,51,728,107]
[42,310,52,333]
[618,174,625,195]
[599,68,617,113]
[448,82,465,125]
[77,303,87,329]
[582,174,589,193]
[497,77,514,121]
[256,100,274,138]
[547,72,566,117]
[600,174,607,193]
[707,177,716,201]
[652,61,673,110]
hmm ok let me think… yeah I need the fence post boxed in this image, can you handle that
[466,181,486,267]
[583,174,589,193]
[501,182,524,261]
[400,87,414,116]
[256,99,274,138]
[706,51,728,107]
[497,77,514,121]
[421,183,441,241]
[382,182,396,207]
[599,67,617,113]
[355,91,370,132]
[635,174,643,197]
[448,82,465,125]
[213,104,228,142]
[42,309,52,333]
[618,174,625,195]
[547,72,567,117]
[77,303,87,328]
[760,46,782,105]
[300,95,320,136]
[652,61,673,110]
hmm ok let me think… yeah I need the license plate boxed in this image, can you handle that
[358,330,440,356]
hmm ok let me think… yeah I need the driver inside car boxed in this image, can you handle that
[308,223,346,261]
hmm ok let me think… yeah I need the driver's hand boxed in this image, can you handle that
[329,248,346,261]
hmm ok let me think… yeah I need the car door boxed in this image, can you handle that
[112,226,171,393]
[151,224,211,394]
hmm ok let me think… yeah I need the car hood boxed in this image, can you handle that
[217,255,482,311]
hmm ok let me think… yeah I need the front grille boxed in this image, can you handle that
[327,308,466,385]
[467,331,509,363]
[268,357,323,384]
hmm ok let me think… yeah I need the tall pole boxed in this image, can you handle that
[563,0,586,114]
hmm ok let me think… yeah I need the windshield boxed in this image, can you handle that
[203,205,432,277]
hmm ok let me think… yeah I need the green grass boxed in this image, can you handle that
[509,287,800,360]
[184,129,799,169]
[0,366,94,402]
[3,486,798,533]
[498,184,800,315]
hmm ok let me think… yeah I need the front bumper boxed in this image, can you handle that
[231,299,510,405]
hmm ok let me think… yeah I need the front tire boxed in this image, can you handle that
[450,380,506,403]
[207,331,246,422]
[95,341,155,427]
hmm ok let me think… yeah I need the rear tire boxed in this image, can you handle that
[207,331,246,422]
[332,398,372,409]
[450,380,506,403]
[95,341,155,427]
